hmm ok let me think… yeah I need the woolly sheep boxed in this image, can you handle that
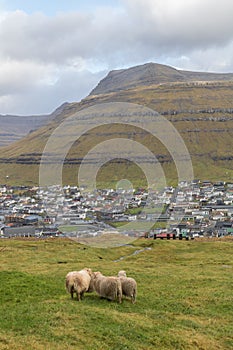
[118,270,127,277]
[65,268,93,301]
[92,271,122,303]
[117,270,137,304]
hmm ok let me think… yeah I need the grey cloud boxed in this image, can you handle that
[0,68,104,115]
[123,0,233,47]
[1,0,233,114]
[1,1,233,68]
[1,1,232,66]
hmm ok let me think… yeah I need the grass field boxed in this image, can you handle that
[0,237,232,350]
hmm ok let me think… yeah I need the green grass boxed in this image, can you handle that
[1,81,233,187]
[0,237,232,349]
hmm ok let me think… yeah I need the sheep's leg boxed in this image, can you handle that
[80,291,84,300]
[131,293,136,304]
[118,293,122,304]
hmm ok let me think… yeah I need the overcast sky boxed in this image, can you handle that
[0,0,233,115]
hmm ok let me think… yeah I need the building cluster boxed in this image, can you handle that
[0,180,233,239]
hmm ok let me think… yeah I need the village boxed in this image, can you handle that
[0,179,233,240]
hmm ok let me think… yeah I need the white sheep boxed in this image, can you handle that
[118,270,127,277]
[65,268,93,301]
[117,270,137,304]
[92,271,122,303]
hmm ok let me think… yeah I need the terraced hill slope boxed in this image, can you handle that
[1,63,233,186]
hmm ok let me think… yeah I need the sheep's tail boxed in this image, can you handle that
[66,278,74,296]
[132,286,137,304]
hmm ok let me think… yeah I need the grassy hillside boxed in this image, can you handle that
[0,237,232,350]
[1,77,233,186]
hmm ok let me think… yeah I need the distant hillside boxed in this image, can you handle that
[0,103,68,147]
[90,62,233,95]
[1,63,233,186]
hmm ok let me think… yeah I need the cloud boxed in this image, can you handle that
[0,0,233,114]
[1,1,232,67]
[0,65,104,115]
[123,0,233,46]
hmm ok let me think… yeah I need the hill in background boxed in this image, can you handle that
[0,62,233,186]
[0,103,68,147]
[90,62,233,95]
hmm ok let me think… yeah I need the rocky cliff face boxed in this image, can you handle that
[90,62,233,96]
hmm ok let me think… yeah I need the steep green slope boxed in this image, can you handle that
[1,63,233,186]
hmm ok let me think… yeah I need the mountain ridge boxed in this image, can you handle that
[90,62,233,96]
[0,103,69,147]
[1,62,233,185]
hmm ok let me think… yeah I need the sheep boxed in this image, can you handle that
[117,270,137,304]
[87,273,95,293]
[65,268,93,301]
[92,271,122,303]
[118,270,127,277]
[65,271,79,299]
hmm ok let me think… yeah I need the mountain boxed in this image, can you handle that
[0,103,69,147]
[1,62,233,186]
[90,62,233,95]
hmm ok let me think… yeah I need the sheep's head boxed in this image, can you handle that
[118,270,127,277]
[84,268,92,276]
[92,271,102,279]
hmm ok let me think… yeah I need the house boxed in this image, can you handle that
[3,226,36,238]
